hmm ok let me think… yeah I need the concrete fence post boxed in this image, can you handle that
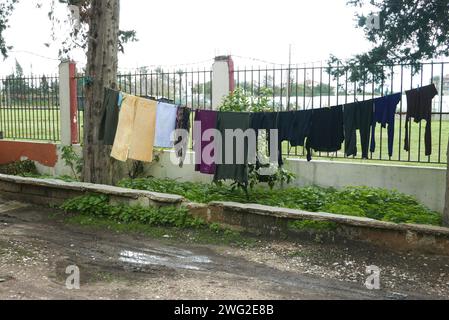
[211,55,235,110]
[59,61,78,145]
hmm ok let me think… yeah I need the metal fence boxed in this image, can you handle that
[116,69,213,109]
[76,69,214,145]
[232,62,449,165]
[107,63,448,165]
[0,74,60,141]
[2,61,448,165]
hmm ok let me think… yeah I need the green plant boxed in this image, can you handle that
[60,194,253,246]
[61,146,83,180]
[0,160,38,176]
[219,87,251,112]
[117,178,442,226]
[60,194,206,228]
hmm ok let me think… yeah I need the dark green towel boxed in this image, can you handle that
[214,112,250,184]
[99,88,120,145]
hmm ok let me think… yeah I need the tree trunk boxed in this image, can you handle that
[83,0,120,184]
[444,137,449,226]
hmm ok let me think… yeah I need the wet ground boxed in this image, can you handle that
[0,198,449,300]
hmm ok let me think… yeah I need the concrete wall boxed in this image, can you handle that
[284,159,446,213]
[0,141,58,167]
[0,141,81,178]
[36,144,83,177]
[1,173,449,256]
[1,141,445,213]
[142,150,447,213]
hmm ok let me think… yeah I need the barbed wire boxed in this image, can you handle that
[232,54,327,67]
[6,49,331,72]
[117,58,215,72]
[9,50,60,61]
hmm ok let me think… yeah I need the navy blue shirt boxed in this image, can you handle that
[370,93,402,157]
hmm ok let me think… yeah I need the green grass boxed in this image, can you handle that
[66,215,254,247]
[0,108,84,142]
[0,108,61,141]
[60,194,255,247]
[117,178,442,226]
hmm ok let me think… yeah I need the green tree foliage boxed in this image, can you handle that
[2,60,29,101]
[0,0,137,59]
[329,0,449,82]
[0,0,18,58]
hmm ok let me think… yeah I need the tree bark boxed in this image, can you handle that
[83,0,120,184]
[444,137,449,226]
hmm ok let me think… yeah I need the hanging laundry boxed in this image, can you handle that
[250,112,277,140]
[343,100,374,158]
[99,88,120,146]
[404,84,438,156]
[214,112,251,184]
[370,93,401,157]
[249,112,278,167]
[174,106,191,167]
[277,109,313,165]
[193,110,218,174]
[154,102,178,148]
[305,106,344,161]
[117,92,124,109]
[111,95,157,162]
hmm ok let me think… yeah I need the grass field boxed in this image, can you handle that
[0,108,447,167]
[0,108,84,142]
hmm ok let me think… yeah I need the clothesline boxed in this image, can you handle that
[98,83,438,185]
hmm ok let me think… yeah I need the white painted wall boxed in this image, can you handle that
[212,58,230,110]
[141,150,446,213]
[284,159,446,213]
[59,61,72,146]
[35,144,83,177]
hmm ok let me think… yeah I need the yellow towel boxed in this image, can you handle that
[129,97,157,162]
[111,95,157,162]
[111,94,136,161]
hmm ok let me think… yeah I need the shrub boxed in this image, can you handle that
[117,178,442,226]
[61,194,206,228]
[0,160,38,176]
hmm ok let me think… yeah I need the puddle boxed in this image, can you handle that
[119,247,212,271]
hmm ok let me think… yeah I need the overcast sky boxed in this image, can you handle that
[0,0,373,75]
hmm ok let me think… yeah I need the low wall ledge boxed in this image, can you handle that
[0,174,184,204]
[208,201,449,237]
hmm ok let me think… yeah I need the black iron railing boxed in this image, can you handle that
[4,61,448,165]
[0,74,60,141]
[232,62,448,164]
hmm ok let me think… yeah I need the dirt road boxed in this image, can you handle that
[0,198,448,300]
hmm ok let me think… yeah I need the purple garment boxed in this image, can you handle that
[193,110,218,174]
